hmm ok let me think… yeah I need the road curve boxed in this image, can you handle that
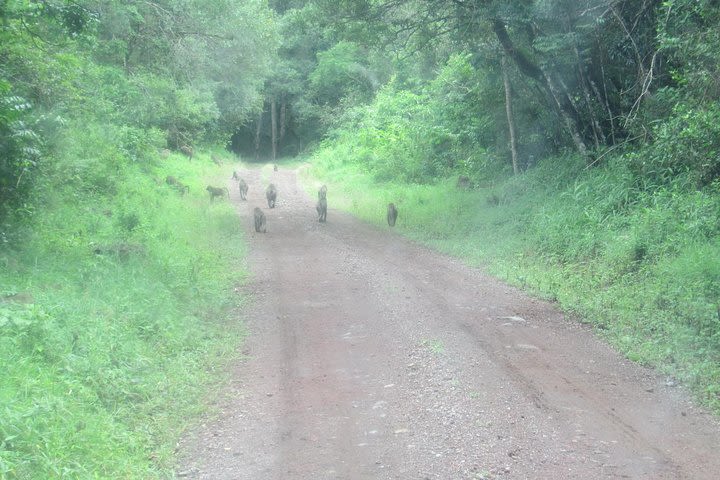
[176,166,720,479]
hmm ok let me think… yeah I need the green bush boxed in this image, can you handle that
[630,103,720,188]
[317,54,504,184]
[0,152,247,479]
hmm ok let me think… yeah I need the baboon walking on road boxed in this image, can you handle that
[316,197,327,222]
[387,203,398,226]
[266,183,277,208]
[253,207,267,233]
[232,170,240,180]
[238,178,249,200]
[316,185,327,222]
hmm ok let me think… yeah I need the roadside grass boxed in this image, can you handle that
[306,155,720,412]
[0,152,247,478]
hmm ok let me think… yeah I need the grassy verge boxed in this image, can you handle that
[305,154,720,412]
[0,151,246,478]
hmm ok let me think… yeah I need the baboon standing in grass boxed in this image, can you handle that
[206,185,228,201]
[266,183,277,208]
[387,202,398,226]
[456,175,470,189]
[180,145,193,160]
[254,207,267,233]
[174,182,189,195]
[238,178,249,200]
[166,175,189,195]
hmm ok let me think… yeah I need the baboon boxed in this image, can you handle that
[232,170,240,181]
[166,175,189,195]
[387,202,398,226]
[180,145,194,160]
[159,148,171,159]
[266,183,277,208]
[253,207,267,233]
[273,164,278,172]
[175,182,189,195]
[206,185,228,201]
[238,178,249,200]
[316,196,327,223]
[456,175,470,189]
[212,154,222,166]
[318,184,327,200]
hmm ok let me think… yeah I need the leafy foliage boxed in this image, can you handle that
[0,151,247,478]
[0,0,277,227]
[313,53,504,183]
[0,89,40,233]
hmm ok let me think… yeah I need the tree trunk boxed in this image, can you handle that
[492,19,589,159]
[591,70,616,145]
[542,69,589,158]
[571,43,605,148]
[279,97,286,142]
[254,107,263,161]
[270,96,277,161]
[501,54,519,175]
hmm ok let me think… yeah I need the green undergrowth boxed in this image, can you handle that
[0,151,247,479]
[306,153,720,412]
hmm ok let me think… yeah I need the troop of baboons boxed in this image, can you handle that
[229,165,398,233]
[230,166,278,233]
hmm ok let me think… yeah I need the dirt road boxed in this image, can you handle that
[176,166,720,479]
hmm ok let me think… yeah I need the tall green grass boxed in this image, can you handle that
[1,151,246,478]
[307,152,720,411]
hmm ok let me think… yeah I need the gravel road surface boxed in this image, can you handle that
[176,166,720,479]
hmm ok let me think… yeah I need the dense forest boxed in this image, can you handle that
[2,0,720,477]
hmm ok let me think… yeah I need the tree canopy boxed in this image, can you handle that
[4,0,720,225]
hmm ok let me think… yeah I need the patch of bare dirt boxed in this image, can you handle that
[176,166,720,479]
